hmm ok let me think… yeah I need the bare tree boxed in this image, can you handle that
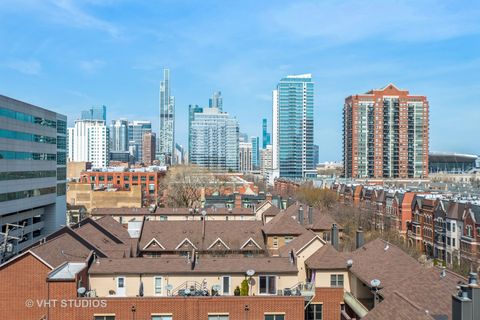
[160,165,212,208]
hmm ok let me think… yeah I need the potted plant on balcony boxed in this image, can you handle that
[234,286,241,296]
[240,279,249,296]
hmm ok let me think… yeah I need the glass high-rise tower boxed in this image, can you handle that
[272,74,314,179]
[158,69,175,166]
[262,118,271,149]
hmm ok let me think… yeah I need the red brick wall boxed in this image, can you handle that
[311,288,344,320]
[0,253,51,320]
[0,252,305,320]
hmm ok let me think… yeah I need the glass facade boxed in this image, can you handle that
[0,128,56,144]
[189,107,239,171]
[0,150,56,161]
[0,107,57,129]
[81,105,106,121]
[128,121,152,162]
[0,186,57,202]
[251,136,260,169]
[277,74,314,179]
[0,170,56,181]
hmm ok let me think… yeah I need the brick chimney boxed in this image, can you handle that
[234,192,242,209]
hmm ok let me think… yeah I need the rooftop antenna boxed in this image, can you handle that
[370,279,382,308]
[201,210,207,239]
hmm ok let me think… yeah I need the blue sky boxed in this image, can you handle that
[1,0,479,161]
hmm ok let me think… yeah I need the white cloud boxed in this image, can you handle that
[5,59,41,75]
[79,59,105,74]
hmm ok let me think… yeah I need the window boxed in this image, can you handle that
[330,274,344,287]
[452,224,456,233]
[285,236,294,244]
[94,316,115,320]
[259,275,276,294]
[305,304,322,320]
[208,315,229,320]
[222,276,230,295]
[453,238,456,247]
[273,237,278,248]
[154,277,162,295]
[152,316,172,320]
[265,315,285,320]
[467,226,473,237]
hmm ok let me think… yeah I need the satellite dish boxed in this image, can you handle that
[201,210,207,217]
[246,269,255,276]
[77,287,86,295]
[346,259,353,268]
[370,279,381,288]
[165,284,173,291]
[184,288,191,295]
[212,284,221,291]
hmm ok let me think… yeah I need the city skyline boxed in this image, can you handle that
[1,1,480,162]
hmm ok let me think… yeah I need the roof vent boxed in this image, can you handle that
[384,243,390,251]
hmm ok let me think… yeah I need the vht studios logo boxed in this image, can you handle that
[25,299,107,308]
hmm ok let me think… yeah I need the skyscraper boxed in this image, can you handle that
[142,132,156,166]
[69,119,109,168]
[343,84,429,178]
[251,136,260,169]
[0,95,66,257]
[158,69,175,165]
[262,118,271,149]
[110,119,129,152]
[188,104,203,161]
[128,120,152,162]
[81,105,106,121]
[272,74,314,179]
[189,107,239,172]
[239,141,253,172]
[314,144,319,166]
[209,91,223,111]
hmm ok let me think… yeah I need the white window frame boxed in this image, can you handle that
[207,314,229,320]
[116,276,126,296]
[151,314,172,320]
[222,275,231,295]
[154,276,163,296]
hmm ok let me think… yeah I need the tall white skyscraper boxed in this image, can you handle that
[158,69,175,166]
[69,119,109,168]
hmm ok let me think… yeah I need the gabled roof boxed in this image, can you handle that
[139,220,265,252]
[305,244,347,270]
[282,203,342,231]
[278,230,324,257]
[175,238,198,250]
[262,211,308,236]
[29,230,95,268]
[142,238,165,250]
[207,238,230,250]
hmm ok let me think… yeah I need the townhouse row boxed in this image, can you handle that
[333,183,480,270]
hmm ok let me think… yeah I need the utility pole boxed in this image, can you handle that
[0,223,25,263]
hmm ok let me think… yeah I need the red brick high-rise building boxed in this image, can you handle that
[142,131,156,165]
[343,84,429,179]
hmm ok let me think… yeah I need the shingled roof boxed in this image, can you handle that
[89,256,298,275]
[262,211,308,236]
[278,230,324,257]
[305,244,347,270]
[282,203,342,231]
[139,220,266,252]
[349,239,465,320]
